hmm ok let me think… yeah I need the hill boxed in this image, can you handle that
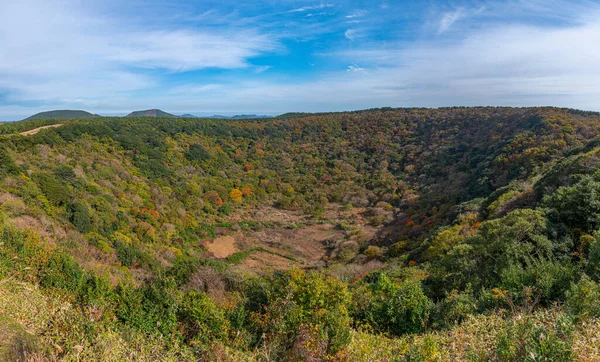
[23,109,99,121]
[126,109,176,117]
[2,106,600,360]
[179,113,197,118]
[230,114,271,119]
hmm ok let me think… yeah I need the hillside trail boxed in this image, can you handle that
[19,124,63,136]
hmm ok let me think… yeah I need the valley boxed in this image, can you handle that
[2,107,600,360]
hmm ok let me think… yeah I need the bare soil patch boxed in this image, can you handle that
[207,235,238,258]
[19,124,63,136]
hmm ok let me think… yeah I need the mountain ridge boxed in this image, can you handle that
[23,110,99,121]
[126,109,177,117]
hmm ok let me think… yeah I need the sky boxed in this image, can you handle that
[1,0,600,121]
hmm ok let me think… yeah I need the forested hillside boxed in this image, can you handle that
[2,107,600,360]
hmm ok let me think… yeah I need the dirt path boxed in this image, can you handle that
[19,124,63,136]
[207,235,238,258]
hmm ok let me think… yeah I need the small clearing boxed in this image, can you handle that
[19,124,63,136]
[207,235,238,258]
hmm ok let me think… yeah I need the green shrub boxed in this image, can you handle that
[114,240,142,267]
[251,269,352,357]
[565,275,600,320]
[116,277,180,336]
[36,173,70,206]
[219,204,232,215]
[495,316,574,362]
[40,251,85,292]
[432,288,477,329]
[543,175,600,234]
[68,199,92,233]
[587,238,600,280]
[179,291,230,344]
[54,164,77,184]
[0,146,19,179]
[185,144,211,162]
[364,245,383,260]
[354,273,432,335]
[498,259,578,306]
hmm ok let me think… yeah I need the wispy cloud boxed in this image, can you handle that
[438,8,466,34]
[254,65,273,73]
[288,3,334,13]
[347,64,366,73]
[344,29,357,40]
[346,9,367,19]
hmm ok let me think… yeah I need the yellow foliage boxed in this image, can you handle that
[230,188,243,202]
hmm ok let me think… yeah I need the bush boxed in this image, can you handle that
[179,291,230,344]
[116,277,180,336]
[36,173,70,206]
[565,275,600,320]
[54,164,77,184]
[185,144,211,162]
[68,199,92,233]
[495,316,574,362]
[40,251,86,292]
[543,175,600,233]
[0,146,18,179]
[251,269,352,358]
[587,237,600,280]
[432,288,477,329]
[354,273,432,335]
[363,245,383,260]
[498,259,578,306]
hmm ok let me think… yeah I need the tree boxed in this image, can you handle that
[185,144,211,162]
[68,199,91,234]
[203,190,223,206]
[0,146,18,179]
[229,188,243,202]
[543,175,600,234]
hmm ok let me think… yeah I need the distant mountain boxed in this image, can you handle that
[179,114,197,118]
[202,114,271,119]
[274,112,315,119]
[126,109,176,118]
[23,110,99,121]
[230,114,271,119]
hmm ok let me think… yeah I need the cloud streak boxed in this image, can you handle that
[438,8,466,34]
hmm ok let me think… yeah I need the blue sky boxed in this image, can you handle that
[1,0,600,121]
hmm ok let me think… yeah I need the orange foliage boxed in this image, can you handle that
[242,185,254,197]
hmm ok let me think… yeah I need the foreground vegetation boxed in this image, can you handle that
[2,107,600,360]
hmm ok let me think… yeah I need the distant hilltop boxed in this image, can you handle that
[180,113,271,119]
[23,110,100,121]
[126,109,177,117]
[18,109,273,121]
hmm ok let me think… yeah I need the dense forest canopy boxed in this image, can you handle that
[2,106,600,360]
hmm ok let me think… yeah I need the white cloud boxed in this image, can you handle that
[344,29,357,40]
[255,65,273,73]
[347,64,366,73]
[315,9,600,111]
[346,9,367,19]
[438,8,466,34]
[0,0,276,105]
[288,3,334,13]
